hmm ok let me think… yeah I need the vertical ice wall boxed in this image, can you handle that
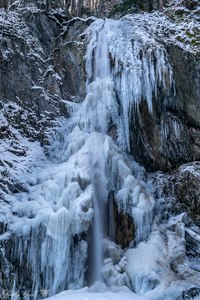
[88,28,110,281]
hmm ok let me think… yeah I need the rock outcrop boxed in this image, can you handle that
[0,4,89,142]
[128,4,200,172]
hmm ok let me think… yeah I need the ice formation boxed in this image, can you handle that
[86,18,174,151]
[1,16,200,300]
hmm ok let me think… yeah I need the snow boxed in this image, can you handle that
[45,286,141,300]
[123,10,200,53]
[185,228,200,243]
[97,224,200,299]
[0,103,48,199]
[179,163,200,180]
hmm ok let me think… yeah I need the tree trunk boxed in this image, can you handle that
[4,0,8,9]
[46,0,49,11]
[77,0,83,16]
[71,0,76,16]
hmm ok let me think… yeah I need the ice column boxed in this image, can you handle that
[88,26,110,282]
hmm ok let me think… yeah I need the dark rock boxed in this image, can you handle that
[167,44,200,128]
[129,41,200,172]
[173,162,200,226]
[107,192,135,248]
[182,287,200,299]
[82,0,169,18]
[149,162,200,277]
[150,162,200,225]
[184,0,199,10]
[114,205,135,248]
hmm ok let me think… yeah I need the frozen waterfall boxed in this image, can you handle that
[1,16,199,300]
[86,19,173,152]
[88,26,110,282]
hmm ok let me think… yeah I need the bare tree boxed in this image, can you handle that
[77,0,84,16]
[46,0,49,11]
[0,0,8,9]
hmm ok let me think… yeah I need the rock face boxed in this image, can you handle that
[128,5,200,172]
[149,161,200,276]
[0,5,87,142]
[150,162,200,224]
[107,193,135,249]
[130,75,200,172]
[168,45,200,127]
[174,163,200,226]
[83,0,169,17]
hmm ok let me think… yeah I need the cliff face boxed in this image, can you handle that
[0,6,87,139]
[130,46,200,171]
[0,0,200,298]
[127,2,200,172]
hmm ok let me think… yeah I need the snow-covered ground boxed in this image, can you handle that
[46,281,200,300]
[46,285,140,300]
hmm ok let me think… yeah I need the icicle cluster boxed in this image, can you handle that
[86,19,173,151]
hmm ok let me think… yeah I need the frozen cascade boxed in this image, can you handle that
[89,135,107,282]
[85,18,172,244]
[86,19,174,151]
[1,17,199,300]
[88,27,110,281]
